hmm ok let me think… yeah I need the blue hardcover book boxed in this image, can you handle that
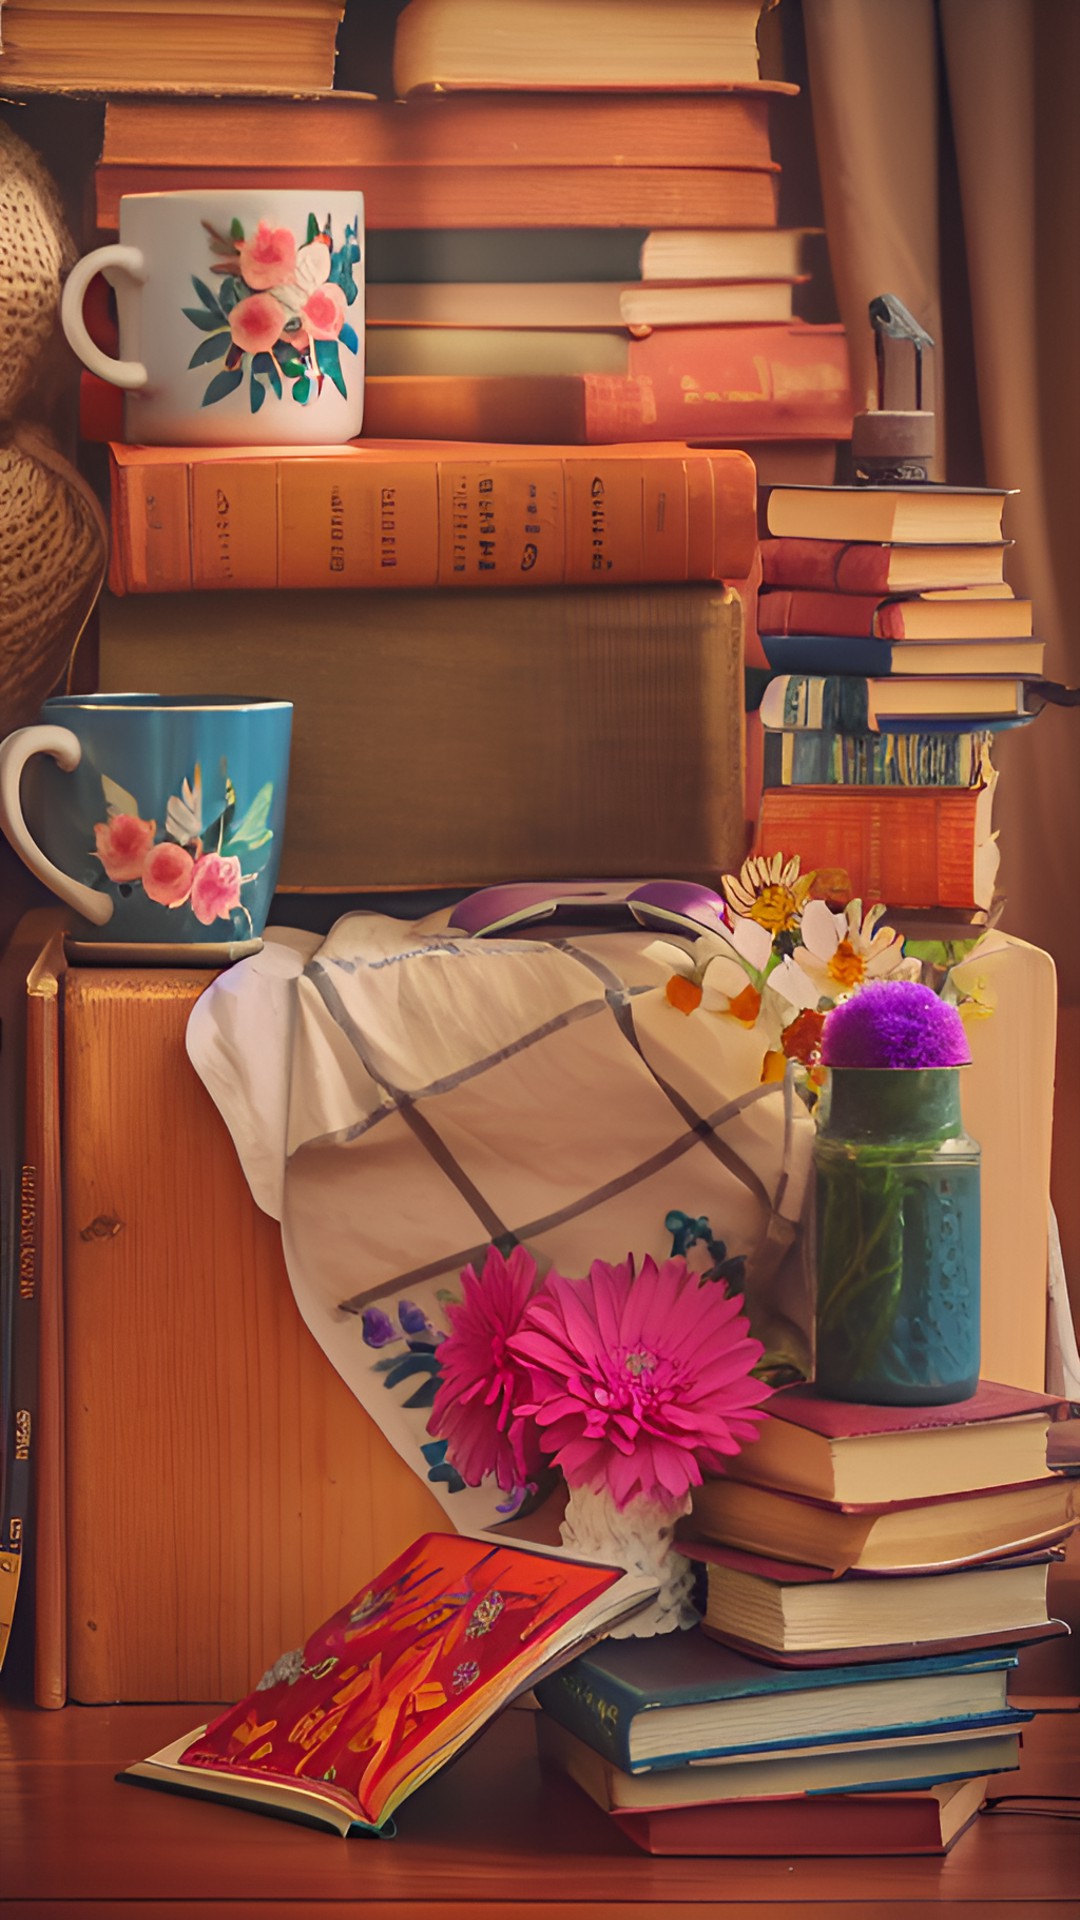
[761,728,994,788]
[533,1629,1029,1774]
[761,633,1044,680]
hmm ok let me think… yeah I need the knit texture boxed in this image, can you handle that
[0,120,78,423]
[0,427,106,732]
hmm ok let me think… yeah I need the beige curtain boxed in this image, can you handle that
[800,0,1080,1301]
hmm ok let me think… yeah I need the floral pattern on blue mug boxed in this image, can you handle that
[92,762,275,936]
[184,211,362,414]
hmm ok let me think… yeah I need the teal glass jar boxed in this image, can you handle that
[812,1066,980,1405]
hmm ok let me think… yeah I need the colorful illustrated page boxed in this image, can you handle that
[179,1534,620,1826]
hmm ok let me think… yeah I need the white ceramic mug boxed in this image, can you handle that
[61,189,364,445]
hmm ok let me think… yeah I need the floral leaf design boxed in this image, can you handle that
[165,767,202,845]
[202,367,244,407]
[305,212,321,244]
[252,351,283,400]
[339,322,360,355]
[313,337,347,398]
[223,782,274,852]
[183,305,229,333]
[190,276,225,319]
[101,773,141,819]
[229,218,245,241]
[292,375,311,405]
[188,332,230,370]
[250,375,266,414]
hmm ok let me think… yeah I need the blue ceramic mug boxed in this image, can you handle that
[0,693,292,950]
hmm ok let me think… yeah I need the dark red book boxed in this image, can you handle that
[607,1771,991,1855]
[758,535,1010,595]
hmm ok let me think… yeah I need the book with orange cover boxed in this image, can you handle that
[105,441,757,594]
[117,1531,656,1836]
[95,163,780,234]
[100,86,789,173]
[754,780,1000,911]
[358,323,852,445]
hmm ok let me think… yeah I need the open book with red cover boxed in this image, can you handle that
[118,1531,657,1836]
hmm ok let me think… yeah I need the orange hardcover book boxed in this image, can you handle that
[356,324,852,445]
[107,441,758,594]
[754,782,999,911]
[100,87,788,173]
[118,1531,656,1835]
[95,164,779,234]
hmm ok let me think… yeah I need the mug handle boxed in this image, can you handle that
[60,244,149,390]
[0,727,113,926]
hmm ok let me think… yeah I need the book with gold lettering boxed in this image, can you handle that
[105,440,757,595]
[118,1531,657,1836]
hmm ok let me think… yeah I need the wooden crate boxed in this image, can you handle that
[42,959,443,1706]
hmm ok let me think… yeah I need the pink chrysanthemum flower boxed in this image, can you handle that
[510,1256,772,1510]
[427,1244,545,1494]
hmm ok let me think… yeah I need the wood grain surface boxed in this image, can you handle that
[57,967,444,1704]
[1,1692,1078,1915]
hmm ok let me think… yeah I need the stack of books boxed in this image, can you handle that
[0,0,345,92]
[751,479,1044,912]
[86,0,853,473]
[534,1380,1078,1856]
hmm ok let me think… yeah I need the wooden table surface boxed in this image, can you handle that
[2,1688,1078,1919]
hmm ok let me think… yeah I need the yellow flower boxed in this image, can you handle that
[722,852,815,935]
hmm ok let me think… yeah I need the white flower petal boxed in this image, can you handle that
[799,897,844,961]
[729,914,773,970]
[769,954,823,1011]
[700,953,754,999]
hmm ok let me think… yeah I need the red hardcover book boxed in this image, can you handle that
[754,782,999,911]
[722,1379,1065,1506]
[758,536,1010,595]
[758,587,1033,642]
[606,1773,991,1856]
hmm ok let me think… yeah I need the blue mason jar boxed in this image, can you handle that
[812,1066,981,1405]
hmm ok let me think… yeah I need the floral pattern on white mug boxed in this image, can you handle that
[184,211,362,414]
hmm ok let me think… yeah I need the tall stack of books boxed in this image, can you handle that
[750,479,1044,913]
[534,1380,1078,1856]
[82,0,856,891]
[87,0,852,478]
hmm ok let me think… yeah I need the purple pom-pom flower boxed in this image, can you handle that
[821,978,971,1070]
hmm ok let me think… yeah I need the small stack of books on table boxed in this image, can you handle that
[751,480,1044,913]
[534,1380,1078,1855]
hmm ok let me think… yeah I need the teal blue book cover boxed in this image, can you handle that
[534,1630,1028,1774]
